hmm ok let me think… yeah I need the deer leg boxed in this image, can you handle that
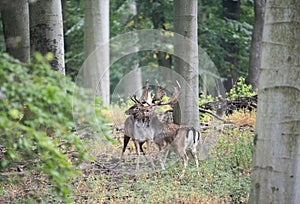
[179,153,189,179]
[191,147,199,176]
[163,149,169,164]
[135,140,141,170]
[140,141,146,155]
[160,149,169,170]
[136,141,147,157]
[121,135,131,160]
[147,140,155,168]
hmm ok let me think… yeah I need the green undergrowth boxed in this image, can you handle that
[0,111,254,203]
[71,125,253,203]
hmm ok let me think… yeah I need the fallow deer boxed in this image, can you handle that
[154,126,202,178]
[121,81,178,169]
[121,81,204,177]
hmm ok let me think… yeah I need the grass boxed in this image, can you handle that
[0,110,254,203]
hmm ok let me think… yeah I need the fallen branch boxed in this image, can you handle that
[199,107,232,123]
[200,95,257,115]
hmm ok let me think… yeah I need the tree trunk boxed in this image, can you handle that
[84,0,110,105]
[29,0,65,75]
[222,0,241,91]
[247,0,265,91]
[123,0,142,98]
[249,0,300,203]
[123,61,142,98]
[1,0,29,62]
[173,0,199,130]
[200,0,207,97]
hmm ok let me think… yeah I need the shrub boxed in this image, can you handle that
[0,53,108,201]
[227,76,256,100]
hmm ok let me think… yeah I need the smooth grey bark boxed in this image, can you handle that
[29,0,65,74]
[173,0,199,130]
[200,0,207,97]
[1,0,30,62]
[123,0,142,98]
[249,0,300,203]
[84,0,110,105]
[247,0,265,91]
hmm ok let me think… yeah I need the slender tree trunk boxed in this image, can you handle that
[249,0,300,203]
[173,0,199,130]
[247,0,265,91]
[222,0,241,91]
[123,0,142,98]
[29,0,65,74]
[1,0,29,62]
[200,0,207,97]
[123,61,142,97]
[84,0,110,105]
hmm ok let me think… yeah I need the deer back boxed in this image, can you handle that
[153,123,182,150]
[171,127,200,155]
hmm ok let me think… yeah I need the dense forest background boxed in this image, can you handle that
[68,0,254,93]
[0,0,256,93]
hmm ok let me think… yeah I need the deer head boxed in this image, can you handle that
[125,80,181,122]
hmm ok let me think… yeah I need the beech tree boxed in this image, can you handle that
[84,0,110,105]
[29,0,65,74]
[123,0,142,97]
[173,0,199,130]
[249,0,300,203]
[247,0,265,91]
[1,0,30,62]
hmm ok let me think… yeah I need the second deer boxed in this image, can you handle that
[154,125,202,178]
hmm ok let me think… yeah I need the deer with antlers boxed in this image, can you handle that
[121,81,203,177]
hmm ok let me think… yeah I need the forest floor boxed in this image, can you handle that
[0,110,255,203]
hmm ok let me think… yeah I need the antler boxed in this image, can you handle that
[126,81,181,118]
[139,80,152,105]
[161,81,181,105]
[130,95,142,105]
[152,85,165,104]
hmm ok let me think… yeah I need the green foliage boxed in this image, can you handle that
[198,94,215,107]
[206,126,253,202]
[227,76,256,99]
[199,1,253,81]
[0,15,4,53]
[0,53,108,201]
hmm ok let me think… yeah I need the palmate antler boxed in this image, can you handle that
[126,80,181,120]
[139,80,152,105]
[161,80,181,105]
[152,85,165,104]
